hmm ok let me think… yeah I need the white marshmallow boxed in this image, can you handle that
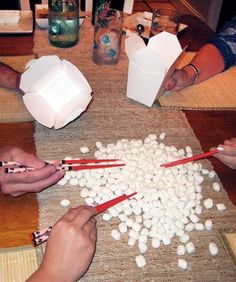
[177,259,188,270]
[204,198,213,209]
[216,203,226,211]
[103,213,112,221]
[212,182,221,192]
[209,242,218,256]
[177,245,186,256]
[180,233,190,244]
[118,222,128,233]
[186,242,195,254]
[138,242,148,254]
[208,170,216,179]
[195,223,204,231]
[204,220,213,231]
[135,255,146,268]
[60,199,70,207]
[111,229,121,240]
[80,146,90,154]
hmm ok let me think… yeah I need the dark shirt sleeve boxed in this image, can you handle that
[209,16,236,70]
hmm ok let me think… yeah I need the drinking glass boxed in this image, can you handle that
[92,9,123,65]
[150,8,180,36]
[48,0,79,48]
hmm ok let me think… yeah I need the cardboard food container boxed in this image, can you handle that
[125,30,186,107]
[20,55,92,129]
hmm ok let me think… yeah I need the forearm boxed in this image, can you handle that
[187,43,225,85]
[27,268,72,282]
[0,62,21,91]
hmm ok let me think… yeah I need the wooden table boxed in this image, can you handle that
[0,1,236,251]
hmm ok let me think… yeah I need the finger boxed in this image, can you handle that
[17,153,45,169]
[229,138,236,143]
[73,206,97,228]
[165,72,187,91]
[2,169,64,195]
[3,165,62,184]
[164,77,177,90]
[224,139,236,146]
[62,206,87,222]
[83,218,96,235]
[6,147,46,169]
[214,154,236,169]
[216,145,236,156]
[90,224,97,242]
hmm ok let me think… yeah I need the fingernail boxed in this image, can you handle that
[217,145,224,151]
[165,83,171,90]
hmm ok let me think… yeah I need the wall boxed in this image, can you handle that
[170,0,223,31]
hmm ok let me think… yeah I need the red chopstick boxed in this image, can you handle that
[160,149,219,168]
[58,159,119,165]
[96,192,137,213]
[31,192,137,246]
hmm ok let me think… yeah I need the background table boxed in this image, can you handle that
[0,1,235,251]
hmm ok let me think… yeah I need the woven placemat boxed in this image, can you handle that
[34,21,236,281]
[158,52,236,110]
[218,228,236,270]
[0,245,43,282]
[0,56,35,123]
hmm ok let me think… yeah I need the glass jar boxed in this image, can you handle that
[48,0,79,48]
[92,9,123,65]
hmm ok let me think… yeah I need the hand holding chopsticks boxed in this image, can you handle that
[2,158,125,174]
[31,192,137,246]
[160,148,219,168]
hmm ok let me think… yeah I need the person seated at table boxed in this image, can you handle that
[27,205,97,282]
[0,146,64,196]
[164,15,236,91]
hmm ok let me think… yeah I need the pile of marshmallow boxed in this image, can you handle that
[58,133,225,270]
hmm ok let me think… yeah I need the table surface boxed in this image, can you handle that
[0,1,235,250]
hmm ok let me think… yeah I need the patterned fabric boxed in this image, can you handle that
[210,16,236,69]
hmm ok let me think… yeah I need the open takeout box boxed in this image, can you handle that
[20,55,92,129]
[125,30,186,107]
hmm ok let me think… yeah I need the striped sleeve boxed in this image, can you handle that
[209,16,236,70]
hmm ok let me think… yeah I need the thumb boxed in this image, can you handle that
[164,76,177,90]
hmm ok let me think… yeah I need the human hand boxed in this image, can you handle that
[164,66,196,91]
[0,146,64,196]
[0,62,22,93]
[212,138,236,169]
[28,206,97,282]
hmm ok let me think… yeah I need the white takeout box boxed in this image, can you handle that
[125,30,185,107]
[20,55,92,129]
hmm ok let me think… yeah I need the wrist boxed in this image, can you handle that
[27,266,73,282]
[181,63,200,86]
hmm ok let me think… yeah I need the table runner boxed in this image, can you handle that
[0,56,34,122]
[34,20,236,281]
[34,112,236,281]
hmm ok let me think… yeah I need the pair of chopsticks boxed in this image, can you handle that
[1,159,125,174]
[31,192,137,246]
[160,149,219,168]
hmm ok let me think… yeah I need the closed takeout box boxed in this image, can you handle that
[20,55,92,129]
[125,31,185,107]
